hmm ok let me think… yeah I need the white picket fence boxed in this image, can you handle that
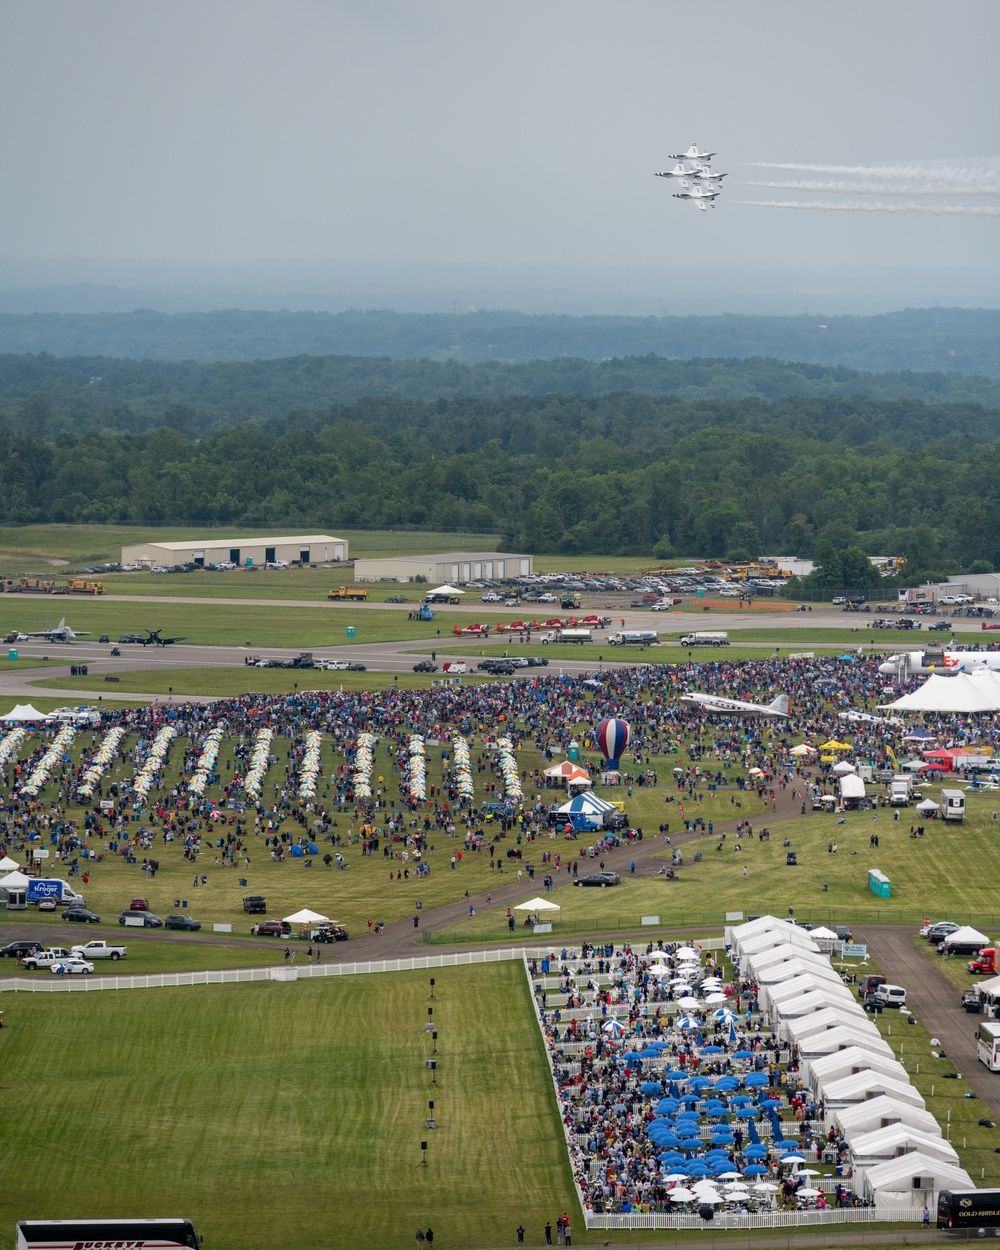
[0,946,529,992]
[587,1206,924,1230]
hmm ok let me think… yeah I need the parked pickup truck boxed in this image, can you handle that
[70,939,127,961]
[21,947,73,970]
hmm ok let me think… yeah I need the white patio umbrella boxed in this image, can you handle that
[663,1173,689,1182]
[667,1187,696,1202]
[753,1181,780,1192]
[781,1154,806,1165]
[797,1187,822,1199]
[676,946,700,958]
[704,992,728,1004]
[793,1168,821,1177]
[677,996,701,1010]
[716,1171,743,1181]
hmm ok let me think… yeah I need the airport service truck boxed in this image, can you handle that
[541,629,592,644]
[608,630,659,647]
[679,631,730,647]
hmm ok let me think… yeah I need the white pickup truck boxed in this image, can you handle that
[21,947,73,970]
[71,939,127,961]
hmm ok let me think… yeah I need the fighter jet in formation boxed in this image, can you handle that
[656,144,726,212]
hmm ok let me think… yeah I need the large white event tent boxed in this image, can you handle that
[781,1004,868,1043]
[839,773,866,802]
[0,703,49,721]
[821,1068,926,1110]
[863,1151,973,1212]
[739,929,819,958]
[804,1044,907,1088]
[747,941,838,974]
[850,1124,959,1171]
[940,925,991,951]
[799,1025,895,1062]
[835,1095,942,1140]
[774,989,858,1019]
[763,976,856,1015]
[727,915,813,951]
[753,954,842,985]
[881,670,1000,714]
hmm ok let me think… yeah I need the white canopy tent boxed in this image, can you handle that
[760,975,856,1015]
[821,1068,926,1109]
[0,703,49,721]
[282,908,331,925]
[0,855,20,871]
[850,1123,958,1170]
[773,989,858,1020]
[880,671,1000,714]
[940,925,990,950]
[739,929,819,958]
[427,584,465,597]
[781,1005,868,1043]
[864,1151,973,1212]
[804,1044,906,1088]
[799,1026,895,1062]
[835,1095,941,1140]
[0,869,31,890]
[839,773,866,802]
[747,942,837,974]
[514,897,560,912]
[727,914,806,951]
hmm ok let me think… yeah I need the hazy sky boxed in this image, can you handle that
[0,0,997,299]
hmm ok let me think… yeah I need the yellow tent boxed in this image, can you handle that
[818,739,851,751]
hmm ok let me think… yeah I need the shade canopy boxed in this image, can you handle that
[0,703,49,721]
[282,907,331,925]
[514,896,560,912]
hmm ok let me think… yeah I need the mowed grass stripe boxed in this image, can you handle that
[3,964,575,1250]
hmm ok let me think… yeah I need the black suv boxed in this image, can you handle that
[1,940,43,958]
[243,895,267,915]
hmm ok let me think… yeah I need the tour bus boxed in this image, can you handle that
[976,1020,1000,1071]
[937,1188,1000,1230]
[16,1218,202,1249]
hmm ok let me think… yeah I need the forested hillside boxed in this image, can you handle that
[2,352,999,437]
[0,306,997,374]
[4,390,999,567]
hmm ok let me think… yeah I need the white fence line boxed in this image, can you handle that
[0,946,530,992]
[587,1206,923,1229]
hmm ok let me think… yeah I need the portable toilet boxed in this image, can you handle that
[7,649,17,661]
[567,739,580,762]
[941,788,966,822]
[346,626,356,639]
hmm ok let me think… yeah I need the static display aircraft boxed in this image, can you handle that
[878,650,1000,677]
[679,691,790,717]
[117,628,188,647]
[22,618,90,643]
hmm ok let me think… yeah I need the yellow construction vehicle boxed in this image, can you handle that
[16,577,57,593]
[327,586,369,601]
[65,578,105,594]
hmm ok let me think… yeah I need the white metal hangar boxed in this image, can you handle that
[121,534,348,567]
[353,551,532,583]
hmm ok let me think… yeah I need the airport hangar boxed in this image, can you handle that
[121,534,348,567]
[353,551,532,583]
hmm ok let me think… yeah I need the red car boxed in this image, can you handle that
[252,919,291,937]
[128,897,149,911]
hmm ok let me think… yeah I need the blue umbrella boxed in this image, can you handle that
[732,1050,754,1061]
[655,1098,681,1114]
[743,1163,769,1176]
[639,1047,661,1059]
[759,1098,782,1109]
[703,1100,727,1113]
[680,1137,703,1151]
[687,1075,713,1090]
[744,1073,769,1087]
[728,1019,738,1044]
[711,1158,737,1174]
[686,1161,712,1176]
[776,1138,800,1150]
[641,1081,662,1094]
[712,1129,735,1142]
[623,1051,644,1062]
[664,1070,688,1081]
[734,1106,758,1119]
[714,1076,740,1092]
[701,1044,724,1054]
[743,1144,768,1159]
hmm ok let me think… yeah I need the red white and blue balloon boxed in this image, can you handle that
[595,717,631,770]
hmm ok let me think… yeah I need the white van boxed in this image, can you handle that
[872,983,907,1008]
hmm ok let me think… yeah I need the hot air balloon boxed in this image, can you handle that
[595,717,631,772]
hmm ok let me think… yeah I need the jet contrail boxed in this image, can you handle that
[745,178,1000,197]
[746,158,1000,191]
[739,199,1000,216]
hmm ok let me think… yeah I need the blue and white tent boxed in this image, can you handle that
[557,790,617,830]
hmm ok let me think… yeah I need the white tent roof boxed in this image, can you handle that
[0,703,49,721]
[557,791,615,813]
[806,1044,906,1085]
[282,908,331,925]
[839,774,866,799]
[800,1026,894,1060]
[850,1123,958,1165]
[822,1069,925,1108]
[739,929,819,958]
[0,869,31,890]
[835,1095,941,1139]
[514,896,560,912]
[0,855,19,871]
[977,974,1000,998]
[881,670,1000,713]
[765,973,854,1004]
[747,942,834,972]
[864,1151,972,1202]
[940,925,990,948]
[773,989,855,1018]
[753,954,841,985]
[808,925,839,940]
[429,584,464,596]
[832,760,856,775]
[782,1005,868,1042]
[728,915,803,949]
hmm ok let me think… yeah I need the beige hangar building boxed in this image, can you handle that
[353,551,532,583]
[122,534,348,567]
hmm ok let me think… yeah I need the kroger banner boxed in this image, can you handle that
[26,879,63,902]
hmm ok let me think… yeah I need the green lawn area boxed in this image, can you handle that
[1,962,575,1250]
[10,935,287,974]
[34,666,489,697]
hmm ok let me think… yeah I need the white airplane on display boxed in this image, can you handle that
[878,649,1000,676]
[679,691,790,717]
[669,143,717,161]
[21,618,90,643]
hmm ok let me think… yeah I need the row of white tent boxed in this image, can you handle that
[727,916,972,1210]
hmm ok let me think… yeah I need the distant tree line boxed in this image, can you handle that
[1,351,999,440]
[3,388,1000,570]
[0,305,997,373]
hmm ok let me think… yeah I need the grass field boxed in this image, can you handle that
[0,962,576,1250]
[7,936,288,974]
[34,666,488,697]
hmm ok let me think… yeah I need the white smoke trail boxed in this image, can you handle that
[745,178,1000,197]
[739,199,1000,216]
[746,158,1000,191]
